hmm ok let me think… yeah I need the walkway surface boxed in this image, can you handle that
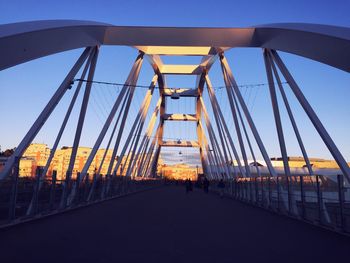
[0,186,349,263]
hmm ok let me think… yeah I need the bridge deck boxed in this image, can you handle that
[0,186,349,263]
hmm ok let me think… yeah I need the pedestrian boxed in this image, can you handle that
[217,179,225,198]
[185,178,193,193]
[203,177,210,193]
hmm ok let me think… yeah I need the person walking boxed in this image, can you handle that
[203,177,210,193]
[217,179,225,198]
[185,178,193,193]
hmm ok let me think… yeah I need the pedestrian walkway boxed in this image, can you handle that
[0,186,349,263]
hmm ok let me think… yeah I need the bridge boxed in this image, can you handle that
[0,20,350,261]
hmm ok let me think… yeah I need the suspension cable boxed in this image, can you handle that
[74,78,287,90]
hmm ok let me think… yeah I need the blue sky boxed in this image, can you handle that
[0,0,350,164]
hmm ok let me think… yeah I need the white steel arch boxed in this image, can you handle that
[0,20,350,72]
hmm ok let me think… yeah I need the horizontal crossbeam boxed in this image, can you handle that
[162,114,197,121]
[135,46,217,56]
[161,140,200,147]
[163,88,198,97]
[161,65,203,75]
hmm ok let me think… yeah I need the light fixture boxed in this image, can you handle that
[171,89,180,100]
[67,80,74,90]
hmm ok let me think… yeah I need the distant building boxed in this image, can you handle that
[50,146,120,180]
[270,156,346,169]
[19,143,50,177]
[1,143,163,180]
[161,164,202,181]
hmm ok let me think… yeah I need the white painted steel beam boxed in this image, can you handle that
[207,75,246,177]
[160,140,200,148]
[106,54,144,176]
[0,47,92,180]
[162,114,197,121]
[271,50,350,183]
[264,50,291,178]
[111,75,156,176]
[135,46,216,56]
[220,54,278,177]
[2,21,350,72]
[160,64,203,75]
[268,50,313,176]
[163,88,198,97]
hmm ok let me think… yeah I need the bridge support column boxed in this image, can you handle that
[95,88,131,176]
[125,76,158,178]
[135,97,162,177]
[106,54,145,178]
[264,49,296,214]
[26,50,95,216]
[8,157,20,221]
[220,54,277,178]
[150,88,165,178]
[0,47,92,181]
[200,97,229,179]
[196,74,209,177]
[220,70,251,178]
[206,75,244,178]
[62,46,99,208]
[270,50,350,184]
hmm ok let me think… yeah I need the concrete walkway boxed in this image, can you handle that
[0,186,349,263]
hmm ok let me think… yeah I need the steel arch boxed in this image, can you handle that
[0,20,350,72]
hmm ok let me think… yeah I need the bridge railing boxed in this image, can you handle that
[210,174,350,235]
[0,166,162,227]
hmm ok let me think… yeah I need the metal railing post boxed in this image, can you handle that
[74,172,81,204]
[261,176,264,206]
[248,179,251,202]
[100,174,107,200]
[268,176,272,208]
[337,174,345,230]
[96,174,102,200]
[244,179,247,201]
[106,174,111,198]
[316,175,323,224]
[245,179,249,201]
[255,177,258,204]
[113,176,118,196]
[235,179,238,199]
[8,157,20,221]
[61,170,71,208]
[239,180,242,200]
[83,173,90,202]
[32,167,42,215]
[277,176,281,212]
[300,175,306,219]
[286,176,291,214]
[49,170,57,211]
[88,173,97,202]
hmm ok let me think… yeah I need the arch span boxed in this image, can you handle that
[0,20,350,71]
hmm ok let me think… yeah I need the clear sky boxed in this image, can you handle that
[0,0,350,165]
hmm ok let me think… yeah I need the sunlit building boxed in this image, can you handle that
[19,143,50,177]
[270,156,347,169]
[12,143,163,180]
[161,164,201,181]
